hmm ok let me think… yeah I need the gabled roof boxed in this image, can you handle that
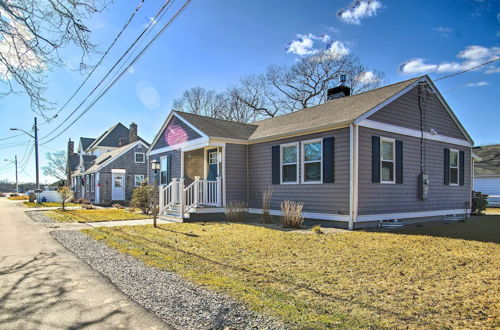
[80,137,95,151]
[82,140,148,174]
[473,144,500,176]
[174,111,258,140]
[153,76,472,146]
[82,155,96,171]
[67,153,80,172]
[85,123,149,150]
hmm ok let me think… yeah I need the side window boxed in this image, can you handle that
[302,139,322,183]
[380,138,395,183]
[281,143,298,184]
[160,156,169,185]
[135,152,145,163]
[449,149,459,185]
[134,175,145,187]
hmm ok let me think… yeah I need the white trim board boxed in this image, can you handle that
[357,209,471,222]
[358,119,472,147]
[247,208,350,222]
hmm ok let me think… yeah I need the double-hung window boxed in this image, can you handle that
[160,156,169,185]
[449,149,459,185]
[302,139,322,183]
[380,138,395,183]
[135,152,145,163]
[280,142,298,184]
[134,175,145,187]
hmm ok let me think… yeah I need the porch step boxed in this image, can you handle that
[158,215,183,222]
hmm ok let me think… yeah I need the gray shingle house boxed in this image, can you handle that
[68,122,149,204]
[148,75,473,229]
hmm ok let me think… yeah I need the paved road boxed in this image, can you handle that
[0,198,169,330]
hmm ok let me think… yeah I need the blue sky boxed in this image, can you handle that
[0,0,498,183]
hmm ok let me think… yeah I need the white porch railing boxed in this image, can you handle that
[159,176,222,217]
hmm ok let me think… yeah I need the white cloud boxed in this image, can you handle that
[356,71,379,84]
[465,81,489,87]
[136,81,160,109]
[433,27,452,37]
[326,40,350,58]
[485,66,500,74]
[399,45,500,75]
[337,0,382,25]
[286,33,333,55]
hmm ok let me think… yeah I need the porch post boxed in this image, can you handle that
[194,176,200,207]
[216,176,222,206]
[179,178,185,217]
[171,178,178,204]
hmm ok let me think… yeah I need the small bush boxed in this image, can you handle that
[312,225,323,234]
[57,186,73,211]
[131,185,156,215]
[262,187,273,223]
[76,197,91,204]
[225,201,248,222]
[472,191,488,215]
[8,195,29,200]
[281,200,304,228]
[81,203,95,210]
[112,203,125,209]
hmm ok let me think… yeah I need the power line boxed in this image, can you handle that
[41,0,192,144]
[0,133,24,141]
[41,0,147,125]
[41,0,176,142]
[435,57,500,81]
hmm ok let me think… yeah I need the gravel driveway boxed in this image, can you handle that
[52,230,286,330]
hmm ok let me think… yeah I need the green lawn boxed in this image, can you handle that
[82,217,500,329]
[23,201,80,208]
[45,209,151,223]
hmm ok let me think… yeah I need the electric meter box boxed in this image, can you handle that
[418,172,429,200]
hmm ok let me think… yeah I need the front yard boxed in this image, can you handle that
[22,201,80,208]
[82,217,500,329]
[45,209,151,223]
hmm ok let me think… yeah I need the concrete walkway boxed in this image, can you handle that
[0,198,169,329]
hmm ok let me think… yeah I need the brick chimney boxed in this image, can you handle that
[129,122,138,143]
[66,139,74,187]
[118,137,126,147]
[67,138,74,155]
[326,74,351,101]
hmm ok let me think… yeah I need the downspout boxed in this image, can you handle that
[349,124,359,230]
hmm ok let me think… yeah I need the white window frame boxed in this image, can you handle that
[301,138,323,184]
[280,142,299,184]
[90,174,95,192]
[449,149,459,186]
[134,174,145,187]
[380,137,396,184]
[135,152,145,163]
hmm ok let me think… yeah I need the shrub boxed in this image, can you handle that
[81,203,95,209]
[131,185,156,215]
[57,186,73,211]
[112,203,125,209]
[8,195,29,200]
[312,225,323,234]
[472,191,488,215]
[281,200,304,228]
[225,201,248,222]
[262,187,273,223]
[76,197,91,204]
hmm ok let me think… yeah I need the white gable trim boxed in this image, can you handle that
[358,119,472,147]
[354,76,473,145]
[147,111,209,156]
[84,140,148,174]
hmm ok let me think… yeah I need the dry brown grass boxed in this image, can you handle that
[82,219,500,329]
[225,201,248,222]
[280,200,304,228]
[261,187,273,223]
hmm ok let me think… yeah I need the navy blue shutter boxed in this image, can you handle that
[444,148,450,185]
[395,140,403,184]
[167,154,172,183]
[272,145,280,184]
[323,137,335,183]
[459,150,465,186]
[372,136,381,183]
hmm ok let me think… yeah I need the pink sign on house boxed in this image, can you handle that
[164,124,188,146]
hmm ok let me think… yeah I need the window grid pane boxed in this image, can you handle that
[282,164,297,182]
[381,141,394,160]
[282,146,297,164]
[304,142,321,162]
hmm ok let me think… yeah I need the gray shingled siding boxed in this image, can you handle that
[149,149,181,185]
[225,144,248,204]
[367,86,467,140]
[248,128,350,215]
[357,127,471,215]
[151,116,202,151]
[92,145,148,205]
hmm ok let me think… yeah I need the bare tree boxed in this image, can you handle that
[0,0,110,116]
[42,150,66,181]
[233,51,384,118]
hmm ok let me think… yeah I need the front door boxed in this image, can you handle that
[112,174,125,200]
[207,148,218,181]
